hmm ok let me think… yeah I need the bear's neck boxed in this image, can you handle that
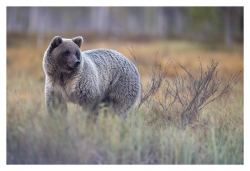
[51,70,79,86]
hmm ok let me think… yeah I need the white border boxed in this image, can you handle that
[2,1,248,170]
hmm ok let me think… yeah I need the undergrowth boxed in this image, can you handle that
[6,36,243,164]
[7,66,243,164]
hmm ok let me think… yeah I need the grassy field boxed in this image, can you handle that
[6,34,243,164]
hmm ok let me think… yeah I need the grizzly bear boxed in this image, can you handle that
[43,36,140,117]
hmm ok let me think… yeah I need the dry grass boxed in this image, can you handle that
[6,34,243,164]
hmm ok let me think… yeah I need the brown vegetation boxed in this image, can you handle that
[7,33,243,164]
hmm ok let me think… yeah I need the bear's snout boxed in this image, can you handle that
[68,56,80,69]
[73,60,80,68]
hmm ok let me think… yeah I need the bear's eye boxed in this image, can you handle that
[64,51,70,56]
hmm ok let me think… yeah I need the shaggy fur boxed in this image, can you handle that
[43,36,141,116]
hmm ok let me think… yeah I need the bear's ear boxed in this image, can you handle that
[72,36,83,48]
[50,36,63,49]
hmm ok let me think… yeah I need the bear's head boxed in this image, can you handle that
[44,36,84,74]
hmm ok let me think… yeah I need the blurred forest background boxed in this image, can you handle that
[6,6,244,83]
[7,7,243,46]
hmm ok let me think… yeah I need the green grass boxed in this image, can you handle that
[6,35,243,164]
[7,76,243,164]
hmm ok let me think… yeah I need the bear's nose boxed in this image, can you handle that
[74,60,80,68]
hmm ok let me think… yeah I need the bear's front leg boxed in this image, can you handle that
[45,88,68,117]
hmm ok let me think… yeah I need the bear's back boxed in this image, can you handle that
[82,49,139,79]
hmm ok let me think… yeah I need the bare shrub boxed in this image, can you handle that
[129,48,241,127]
[164,59,241,126]
[127,46,170,108]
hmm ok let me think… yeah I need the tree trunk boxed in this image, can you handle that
[225,7,233,47]
[173,7,183,37]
